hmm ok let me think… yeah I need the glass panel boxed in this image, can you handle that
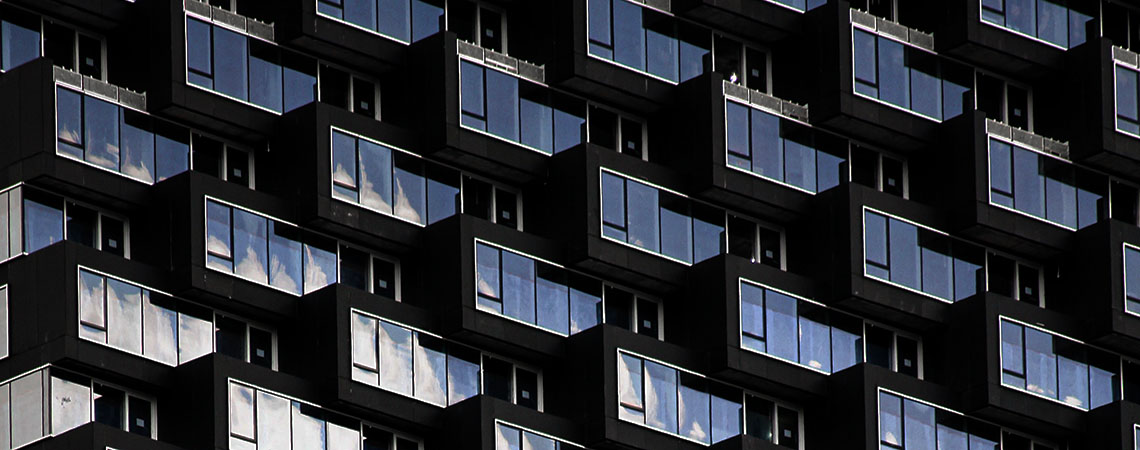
[740,282,765,352]
[120,110,156,183]
[233,209,269,284]
[213,25,249,100]
[878,391,902,447]
[84,95,120,171]
[751,109,782,181]
[460,61,486,130]
[710,390,741,444]
[496,423,521,450]
[783,138,815,191]
[853,29,878,96]
[524,431,556,450]
[588,0,612,47]
[569,281,601,334]
[902,399,935,449]
[352,313,378,371]
[1006,0,1037,35]
[303,241,338,294]
[476,243,501,307]
[50,375,91,434]
[725,101,750,169]
[11,372,44,448]
[426,165,460,225]
[1001,320,1025,379]
[877,37,909,108]
[644,360,678,434]
[292,403,327,449]
[229,382,255,440]
[1036,0,1067,47]
[1,19,40,71]
[1024,328,1058,399]
[268,222,303,295]
[764,290,798,362]
[107,278,143,354]
[920,234,953,300]
[864,211,888,273]
[798,311,831,372]
[601,173,627,241]
[888,218,920,290]
[358,139,393,214]
[56,88,84,156]
[0,384,9,450]
[413,334,448,406]
[1056,354,1088,408]
[678,374,711,444]
[617,353,644,421]
[328,421,361,450]
[625,179,659,252]
[379,321,413,396]
[612,0,646,70]
[520,97,554,153]
[909,49,942,119]
[1117,66,1139,128]
[447,347,481,405]
[536,265,570,334]
[486,69,520,141]
[393,153,426,224]
[143,293,178,365]
[376,0,408,40]
[645,12,678,81]
[186,18,213,84]
[257,390,291,450]
[411,0,444,42]
[1013,147,1045,218]
[248,43,283,112]
[178,310,213,363]
[79,269,107,331]
[332,131,358,198]
[659,193,692,263]
[206,200,232,262]
[283,58,317,113]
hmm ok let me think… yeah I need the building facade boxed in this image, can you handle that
[0,0,1135,448]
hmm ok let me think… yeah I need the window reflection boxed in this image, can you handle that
[587,0,709,83]
[987,137,1103,230]
[494,422,585,450]
[863,209,984,302]
[317,0,444,44]
[0,12,40,72]
[725,100,845,194]
[998,319,1118,410]
[851,27,971,121]
[601,170,727,265]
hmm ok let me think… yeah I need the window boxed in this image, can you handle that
[55,86,191,185]
[189,133,254,188]
[459,59,586,155]
[1105,4,1140,52]
[714,36,770,91]
[331,128,468,226]
[849,145,907,198]
[877,390,1002,450]
[495,421,585,450]
[979,0,1093,49]
[985,253,1045,306]
[601,170,726,265]
[739,280,863,375]
[976,73,1032,130]
[999,318,1118,410]
[8,187,129,258]
[587,105,647,160]
[0,287,6,361]
[316,0,444,44]
[0,6,41,72]
[475,241,602,336]
[317,64,382,120]
[0,366,157,450]
[851,22,972,121]
[43,23,104,79]
[450,1,508,53]
[1126,244,1140,316]
[1116,56,1140,138]
[863,208,985,302]
[460,175,522,230]
[350,311,542,410]
[228,380,421,450]
[986,136,1103,230]
[206,198,357,296]
[724,98,845,194]
[864,323,922,377]
[586,0,710,83]
[603,286,662,340]
[616,350,802,447]
[77,267,276,368]
[185,15,316,114]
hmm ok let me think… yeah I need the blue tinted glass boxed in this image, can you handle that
[1068,10,1092,48]
[520,98,554,153]
[1024,328,1058,399]
[679,38,707,82]
[233,209,269,283]
[1117,66,1139,125]
[831,325,861,372]
[155,132,189,182]
[501,251,536,324]
[877,37,909,108]
[692,212,723,263]
[1,20,39,71]
[989,139,1013,200]
[902,400,936,449]
[644,361,678,434]
[879,392,902,446]
[645,24,678,82]
[377,0,409,40]
[1056,356,1089,409]
[186,18,213,86]
[318,1,343,19]
[710,393,741,444]
[601,173,626,240]
[740,283,765,351]
[461,62,485,129]
[426,170,459,225]
[1127,247,1140,308]
[346,0,379,32]
[249,46,283,112]
[937,425,968,450]
[358,140,393,213]
[659,195,692,263]
[909,59,942,119]
[1045,176,1077,228]
[852,29,878,94]
[268,222,303,295]
[553,108,585,153]
[1036,0,1067,47]
[56,87,84,158]
[816,151,844,192]
[1077,188,1100,229]
[411,0,444,42]
[1006,0,1036,35]
[613,0,646,71]
[887,218,920,290]
[84,95,120,171]
[569,284,601,333]
[486,69,519,141]
[952,250,982,301]
[783,138,816,192]
[206,200,232,262]
[1012,147,1045,218]
[536,269,569,334]
[447,351,480,405]
[283,66,316,113]
[764,290,797,361]
[120,110,156,183]
[678,379,710,444]
[943,78,971,120]
[798,315,830,372]
[1089,366,1115,408]
[725,101,750,169]
[331,131,358,197]
[751,109,782,180]
[302,242,338,293]
[921,246,952,300]
[864,211,888,269]
[24,195,63,253]
[476,243,500,301]
[1001,322,1024,374]
[212,25,248,100]
[588,0,612,46]
[392,154,425,224]
[982,8,1006,26]
[625,179,660,252]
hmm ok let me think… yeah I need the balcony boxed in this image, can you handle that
[1064,220,1140,358]
[269,0,419,74]
[823,363,961,449]
[1070,40,1140,178]
[672,0,811,43]
[442,396,585,450]
[940,112,1102,258]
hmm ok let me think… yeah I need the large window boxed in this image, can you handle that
[863,208,984,302]
[316,0,444,44]
[1126,244,1140,315]
[617,350,801,447]
[739,280,862,374]
[851,24,971,121]
[474,241,602,336]
[331,128,462,226]
[77,267,275,369]
[459,60,586,155]
[878,390,1001,450]
[495,421,585,450]
[999,318,1118,410]
[586,0,710,83]
[979,0,1093,49]
[1116,61,1140,138]
[228,380,421,450]
[185,15,316,114]
[987,136,1103,230]
[350,310,542,410]
[56,86,190,184]
[0,366,156,450]
[0,8,40,72]
[724,98,845,194]
[601,170,725,265]
[0,185,130,259]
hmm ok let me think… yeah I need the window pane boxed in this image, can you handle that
[659,193,692,263]
[1045,172,1077,228]
[249,43,283,112]
[569,280,601,334]
[740,283,765,352]
[878,392,901,446]
[902,399,936,449]
[1056,355,1088,408]
[909,50,942,119]
[358,139,394,213]
[1117,66,1139,124]
[291,403,327,449]
[887,218,920,290]
[460,61,485,130]
[864,211,888,272]
[1013,147,1045,218]
[447,347,481,405]
[206,200,232,261]
[588,0,612,47]
[1128,247,1140,312]
[678,374,711,444]
[486,69,520,141]
[752,109,782,181]
[257,390,291,450]
[50,375,91,434]
[783,138,816,191]
[877,37,909,108]
[303,241,338,294]
[476,243,501,308]
[920,235,953,300]
[1024,328,1057,399]
[107,278,143,354]
[178,310,213,363]
[1006,0,1036,35]
[764,290,798,362]
[346,0,379,33]
[725,101,750,169]
[617,353,644,421]
[798,312,831,372]
[990,139,1013,204]
[520,97,554,153]
[213,25,249,100]
[56,88,84,156]
[710,390,741,444]
[379,321,414,396]
[328,421,361,450]
[1001,320,1025,382]
[853,29,878,95]
[79,270,107,332]
[84,95,120,171]
[229,382,255,440]
[268,222,303,295]
[0,384,9,450]
[1,20,40,71]
[426,165,460,224]
[1036,0,1067,47]
[613,0,646,70]
[120,110,156,183]
[553,107,585,153]
[496,423,521,450]
[644,360,678,434]
[233,209,269,284]
[410,0,444,42]
[414,334,448,405]
[601,173,627,240]
[523,431,555,450]
[625,179,660,252]
[143,293,178,365]
[536,265,570,334]
[645,15,678,82]
[186,18,213,84]
[392,153,426,224]
[283,60,317,113]
[352,313,378,372]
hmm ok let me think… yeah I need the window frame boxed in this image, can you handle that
[327,126,431,228]
[976,0,1091,51]
[584,0,708,85]
[974,70,1035,131]
[983,133,1101,232]
[313,0,445,46]
[1124,243,1140,317]
[849,17,961,123]
[861,206,977,304]
[983,251,1046,307]
[1115,60,1140,140]
[493,420,585,450]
